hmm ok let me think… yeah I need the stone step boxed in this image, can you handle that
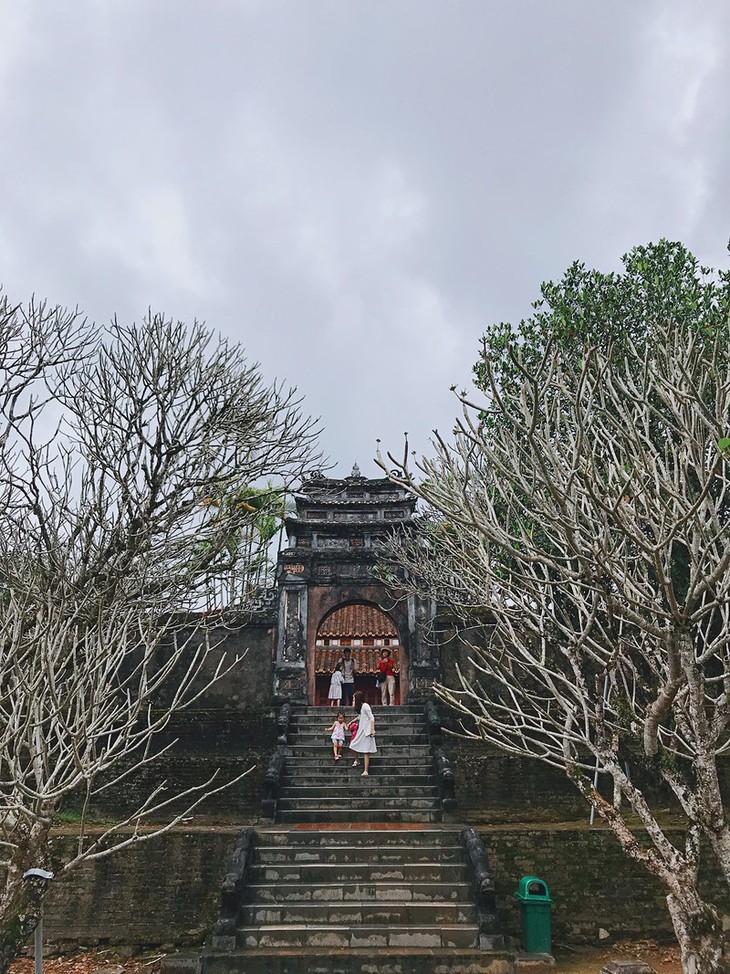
[258,828,462,847]
[240,900,477,926]
[247,880,472,903]
[278,785,441,799]
[282,772,434,785]
[255,844,464,865]
[291,704,425,720]
[282,773,437,787]
[284,741,431,761]
[251,861,467,883]
[289,707,428,733]
[200,946,515,974]
[275,808,443,824]
[292,708,427,718]
[237,922,481,950]
[293,728,428,736]
[282,755,434,768]
[293,722,428,731]
[291,733,429,745]
[277,796,441,811]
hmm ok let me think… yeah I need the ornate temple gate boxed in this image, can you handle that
[272,468,441,705]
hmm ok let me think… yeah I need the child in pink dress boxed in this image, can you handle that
[325,712,347,760]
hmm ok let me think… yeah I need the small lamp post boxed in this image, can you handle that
[22,868,54,974]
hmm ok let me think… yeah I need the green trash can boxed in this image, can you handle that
[514,875,552,953]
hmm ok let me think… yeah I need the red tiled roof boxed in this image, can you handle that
[317,604,398,638]
[315,646,400,675]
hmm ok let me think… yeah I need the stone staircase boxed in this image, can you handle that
[202,826,512,974]
[239,827,484,949]
[276,705,443,823]
[197,705,540,974]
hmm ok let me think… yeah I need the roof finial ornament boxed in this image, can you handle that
[350,462,361,478]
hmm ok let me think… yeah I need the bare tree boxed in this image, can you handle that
[0,297,320,969]
[380,317,730,974]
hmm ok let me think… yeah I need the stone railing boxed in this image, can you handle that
[211,827,257,949]
[461,827,503,950]
[261,746,286,820]
[276,701,292,744]
[432,747,456,812]
[424,700,443,745]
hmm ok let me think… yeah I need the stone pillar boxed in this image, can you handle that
[273,566,309,704]
[407,594,441,700]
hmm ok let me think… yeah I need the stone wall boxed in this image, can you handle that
[452,743,587,823]
[153,618,276,713]
[40,613,730,951]
[484,825,729,944]
[43,826,730,949]
[46,830,236,949]
[66,613,280,824]
[80,711,276,822]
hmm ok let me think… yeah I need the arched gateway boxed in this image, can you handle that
[272,467,440,704]
[314,601,404,705]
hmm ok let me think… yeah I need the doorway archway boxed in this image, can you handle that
[313,602,404,706]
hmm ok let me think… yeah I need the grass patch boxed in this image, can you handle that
[55,809,116,826]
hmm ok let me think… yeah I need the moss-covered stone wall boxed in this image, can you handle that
[77,711,276,823]
[43,826,730,949]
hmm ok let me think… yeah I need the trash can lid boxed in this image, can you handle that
[514,875,552,902]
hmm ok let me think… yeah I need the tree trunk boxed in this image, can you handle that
[0,885,41,974]
[667,889,724,974]
[0,823,51,974]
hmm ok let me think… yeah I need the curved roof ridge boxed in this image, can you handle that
[317,602,398,638]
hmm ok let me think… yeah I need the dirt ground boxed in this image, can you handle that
[553,938,682,973]
[8,953,161,974]
[8,941,684,974]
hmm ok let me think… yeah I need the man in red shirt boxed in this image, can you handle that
[377,648,396,706]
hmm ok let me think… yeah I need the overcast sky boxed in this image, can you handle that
[1,1,728,476]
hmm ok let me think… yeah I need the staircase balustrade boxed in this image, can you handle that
[461,826,503,950]
[432,746,457,811]
[261,746,286,819]
[276,701,292,744]
[424,700,443,745]
[211,827,257,949]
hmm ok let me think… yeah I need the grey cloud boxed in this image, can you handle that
[1,0,728,474]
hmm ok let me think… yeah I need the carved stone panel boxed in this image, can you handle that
[273,668,307,704]
[283,588,303,662]
[337,562,372,580]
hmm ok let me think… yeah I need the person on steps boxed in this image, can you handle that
[337,647,357,706]
[347,713,359,749]
[377,648,396,706]
[349,691,376,776]
[327,663,344,705]
[325,712,347,760]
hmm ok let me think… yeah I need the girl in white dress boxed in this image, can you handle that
[327,664,344,705]
[349,691,376,776]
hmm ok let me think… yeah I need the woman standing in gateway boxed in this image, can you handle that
[349,691,376,776]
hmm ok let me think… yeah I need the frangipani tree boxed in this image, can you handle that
[380,243,730,974]
[0,297,320,969]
